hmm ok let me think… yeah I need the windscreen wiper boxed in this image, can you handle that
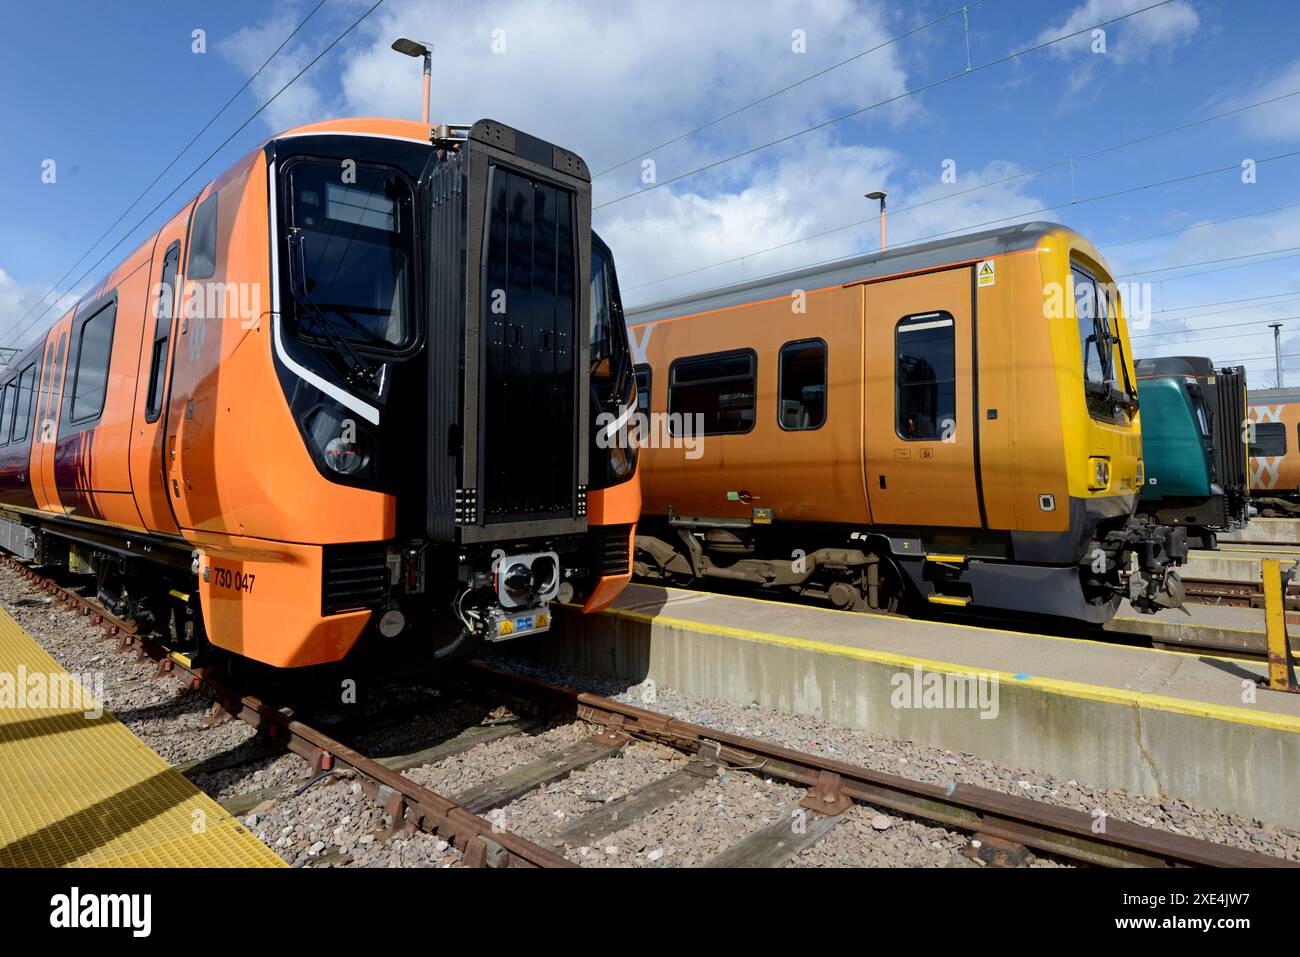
[286,228,378,391]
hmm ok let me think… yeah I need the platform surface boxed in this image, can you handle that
[0,608,283,867]
[607,583,1300,731]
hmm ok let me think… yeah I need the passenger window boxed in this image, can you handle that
[41,334,66,439]
[668,350,756,435]
[778,339,826,430]
[70,302,116,423]
[0,381,12,445]
[1251,422,1287,457]
[147,244,180,421]
[896,312,955,441]
[634,365,652,415]
[187,193,219,280]
[12,365,35,443]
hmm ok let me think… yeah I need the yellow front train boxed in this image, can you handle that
[627,221,1185,623]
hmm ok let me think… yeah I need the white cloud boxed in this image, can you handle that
[613,154,1055,305]
[0,267,80,348]
[231,0,929,295]
[1037,0,1200,64]
[1226,58,1300,144]
[1112,202,1300,377]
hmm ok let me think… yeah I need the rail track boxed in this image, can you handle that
[2,555,1291,869]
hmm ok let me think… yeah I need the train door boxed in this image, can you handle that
[33,321,70,512]
[128,216,187,534]
[863,266,983,529]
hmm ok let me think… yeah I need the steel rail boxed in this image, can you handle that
[469,662,1295,869]
[2,558,574,869]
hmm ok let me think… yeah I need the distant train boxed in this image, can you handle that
[1248,387,1300,515]
[0,117,640,667]
[1133,357,1249,548]
[627,222,1186,624]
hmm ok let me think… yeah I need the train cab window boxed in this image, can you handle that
[634,365,652,414]
[778,339,827,430]
[281,160,416,352]
[146,243,180,421]
[187,193,219,280]
[1072,264,1133,422]
[896,312,955,441]
[70,301,116,423]
[1073,268,1110,386]
[11,364,35,444]
[668,350,756,435]
[1251,422,1287,457]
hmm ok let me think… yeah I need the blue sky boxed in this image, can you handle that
[2,0,1299,383]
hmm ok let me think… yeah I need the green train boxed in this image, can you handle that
[1134,357,1249,549]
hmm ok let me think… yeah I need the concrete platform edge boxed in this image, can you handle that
[540,607,1300,830]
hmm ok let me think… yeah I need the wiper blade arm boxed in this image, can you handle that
[286,228,378,390]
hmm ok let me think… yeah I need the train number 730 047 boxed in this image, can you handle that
[211,566,256,594]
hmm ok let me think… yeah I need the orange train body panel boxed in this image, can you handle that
[626,222,1182,623]
[1247,392,1300,494]
[0,116,639,667]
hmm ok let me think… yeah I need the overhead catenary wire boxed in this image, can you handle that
[6,0,330,340]
[4,0,386,350]
[590,0,988,178]
[624,149,1300,298]
[619,77,1300,296]
[595,0,1182,211]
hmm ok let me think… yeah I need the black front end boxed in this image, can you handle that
[421,120,593,648]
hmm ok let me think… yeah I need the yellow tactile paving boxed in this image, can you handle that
[0,607,283,867]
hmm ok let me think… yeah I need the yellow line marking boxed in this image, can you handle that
[925,554,967,563]
[601,603,1300,734]
[627,584,1264,665]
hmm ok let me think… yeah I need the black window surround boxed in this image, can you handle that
[68,298,117,425]
[895,311,956,442]
[668,348,757,436]
[777,338,827,432]
[146,242,181,423]
[1252,421,1287,458]
[187,193,219,281]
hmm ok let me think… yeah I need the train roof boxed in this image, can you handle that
[1135,356,1216,378]
[1249,387,1300,404]
[625,220,1080,326]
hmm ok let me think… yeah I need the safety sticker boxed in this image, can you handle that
[977,260,995,287]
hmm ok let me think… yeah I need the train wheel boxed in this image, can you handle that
[828,558,904,615]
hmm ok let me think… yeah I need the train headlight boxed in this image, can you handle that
[1088,456,1111,491]
[324,435,369,475]
[307,406,374,479]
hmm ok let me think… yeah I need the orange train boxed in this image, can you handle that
[626,222,1186,623]
[0,117,640,667]
[1247,387,1300,512]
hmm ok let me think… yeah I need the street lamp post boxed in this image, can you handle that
[866,191,887,252]
[391,37,434,125]
[1271,322,1284,387]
